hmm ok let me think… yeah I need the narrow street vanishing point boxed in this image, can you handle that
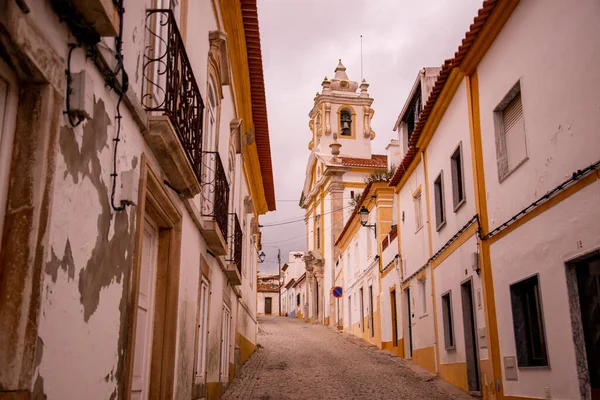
[223,317,470,400]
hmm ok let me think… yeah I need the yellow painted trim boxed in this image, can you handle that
[412,185,422,198]
[487,170,599,246]
[438,362,469,392]
[220,1,269,215]
[344,182,367,189]
[236,332,256,365]
[423,151,434,257]
[466,71,501,399]
[458,0,521,76]
[394,152,422,193]
[336,104,357,139]
[416,69,465,151]
[411,346,436,374]
[380,261,397,279]
[431,223,478,269]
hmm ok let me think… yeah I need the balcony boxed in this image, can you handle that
[200,152,230,255]
[225,213,243,285]
[142,9,204,198]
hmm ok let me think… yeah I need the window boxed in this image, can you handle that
[220,304,231,381]
[195,280,209,379]
[451,144,465,210]
[434,172,446,230]
[296,294,300,306]
[418,278,427,315]
[205,78,218,152]
[510,275,548,367]
[442,292,455,350]
[315,214,321,250]
[494,81,527,181]
[413,189,423,231]
[340,109,352,136]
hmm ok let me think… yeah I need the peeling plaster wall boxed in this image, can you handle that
[20,1,260,399]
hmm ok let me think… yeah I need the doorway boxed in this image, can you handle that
[391,290,398,346]
[461,279,480,393]
[131,218,159,399]
[574,253,600,399]
[265,297,272,315]
[369,285,374,338]
[359,287,365,333]
[126,159,183,400]
[404,287,413,358]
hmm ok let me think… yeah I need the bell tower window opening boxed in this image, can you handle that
[340,109,352,137]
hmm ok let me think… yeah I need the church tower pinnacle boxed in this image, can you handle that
[308,60,376,160]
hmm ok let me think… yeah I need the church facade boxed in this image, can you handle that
[300,61,388,326]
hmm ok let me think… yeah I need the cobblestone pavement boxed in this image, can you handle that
[223,317,465,400]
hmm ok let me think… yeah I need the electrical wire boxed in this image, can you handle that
[64,43,84,127]
[260,204,355,228]
[109,0,129,212]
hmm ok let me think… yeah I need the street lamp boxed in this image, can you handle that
[258,251,266,263]
[358,205,377,238]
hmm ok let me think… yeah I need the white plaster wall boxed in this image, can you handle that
[425,79,476,253]
[490,181,600,399]
[398,159,429,278]
[315,102,373,160]
[433,235,489,367]
[379,241,403,345]
[257,292,280,316]
[30,0,262,397]
[477,0,600,232]
[404,267,436,353]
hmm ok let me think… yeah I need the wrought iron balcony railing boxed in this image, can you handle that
[226,213,243,274]
[142,9,204,181]
[201,152,230,240]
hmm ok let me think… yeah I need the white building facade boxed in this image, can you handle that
[0,1,275,399]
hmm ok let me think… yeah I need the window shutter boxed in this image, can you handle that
[503,93,527,171]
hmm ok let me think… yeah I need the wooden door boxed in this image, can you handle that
[461,280,480,393]
[391,290,398,346]
[265,297,272,315]
[576,254,600,399]
[131,218,159,400]
[0,63,18,250]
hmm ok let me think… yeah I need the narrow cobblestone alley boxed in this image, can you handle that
[223,317,467,400]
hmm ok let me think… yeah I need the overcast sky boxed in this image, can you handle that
[256,0,482,275]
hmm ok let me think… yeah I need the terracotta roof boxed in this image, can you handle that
[240,0,276,211]
[335,181,374,246]
[341,154,387,168]
[389,0,501,187]
[293,273,306,287]
[257,283,279,293]
[284,279,295,289]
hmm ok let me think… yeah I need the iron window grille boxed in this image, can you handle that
[226,213,243,274]
[142,9,205,182]
[200,151,230,239]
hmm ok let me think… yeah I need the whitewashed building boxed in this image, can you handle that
[280,251,305,317]
[385,0,600,398]
[300,60,388,326]
[0,1,275,399]
[257,275,280,316]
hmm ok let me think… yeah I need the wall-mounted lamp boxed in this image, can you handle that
[258,251,266,263]
[358,205,377,239]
